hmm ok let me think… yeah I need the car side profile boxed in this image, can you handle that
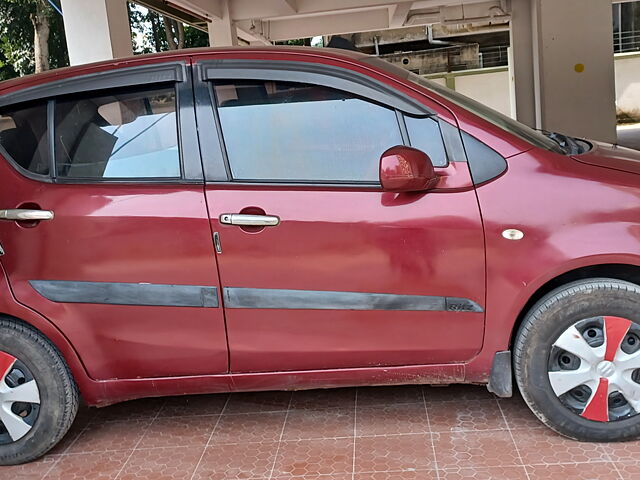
[1,46,640,464]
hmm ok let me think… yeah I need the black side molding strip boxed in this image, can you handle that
[29,280,219,308]
[223,287,482,312]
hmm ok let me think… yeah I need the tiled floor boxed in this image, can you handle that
[1,385,637,480]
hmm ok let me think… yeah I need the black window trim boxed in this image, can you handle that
[200,59,434,117]
[200,66,434,187]
[52,82,185,183]
[401,113,456,168]
[0,63,184,108]
[0,62,204,184]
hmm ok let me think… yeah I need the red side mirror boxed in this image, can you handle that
[379,146,438,192]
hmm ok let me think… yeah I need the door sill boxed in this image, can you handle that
[84,363,466,406]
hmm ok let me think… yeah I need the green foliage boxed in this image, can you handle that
[128,3,208,53]
[0,0,68,80]
[276,39,310,46]
[183,25,208,49]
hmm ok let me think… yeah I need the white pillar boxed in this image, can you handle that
[509,0,536,127]
[510,0,617,142]
[60,0,132,65]
[534,0,616,142]
[208,0,238,46]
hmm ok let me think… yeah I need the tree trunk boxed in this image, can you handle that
[163,17,178,50]
[177,22,185,49]
[150,12,163,52]
[163,17,185,50]
[31,0,50,73]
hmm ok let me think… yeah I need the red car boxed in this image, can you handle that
[1,46,640,464]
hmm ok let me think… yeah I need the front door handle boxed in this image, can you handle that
[0,209,54,221]
[219,213,280,227]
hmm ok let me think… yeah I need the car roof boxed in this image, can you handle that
[0,46,369,95]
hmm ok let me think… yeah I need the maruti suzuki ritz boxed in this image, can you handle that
[1,46,640,464]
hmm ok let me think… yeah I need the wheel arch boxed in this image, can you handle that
[509,263,640,349]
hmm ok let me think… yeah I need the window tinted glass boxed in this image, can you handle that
[462,131,507,184]
[214,80,403,183]
[0,101,49,175]
[404,115,448,167]
[54,87,180,179]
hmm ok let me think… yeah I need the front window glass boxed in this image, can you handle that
[54,87,180,179]
[213,80,403,183]
[404,115,448,167]
[0,101,49,175]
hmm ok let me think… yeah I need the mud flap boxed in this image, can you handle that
[487,350,513,398]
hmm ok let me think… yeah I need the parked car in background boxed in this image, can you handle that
[1,46,640,464]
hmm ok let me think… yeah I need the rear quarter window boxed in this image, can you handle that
[0,101,49,176]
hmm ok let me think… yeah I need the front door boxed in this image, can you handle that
[199,69,486,373]
[0,63,228,380]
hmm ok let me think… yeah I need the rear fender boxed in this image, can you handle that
[0,260,92,399]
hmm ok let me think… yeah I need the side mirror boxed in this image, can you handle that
[379,146,438,192]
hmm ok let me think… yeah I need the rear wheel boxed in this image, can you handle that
[514,278,640,441]
[0,318,78,464]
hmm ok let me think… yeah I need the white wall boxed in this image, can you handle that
[615,53,640,117]
[425,53,640,123]
[454,69,512,117]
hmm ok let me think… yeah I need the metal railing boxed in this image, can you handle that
[478,45,509,68]
[614,30,640,53]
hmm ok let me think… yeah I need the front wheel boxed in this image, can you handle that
[514,278,640,441]
[0,318,78,464]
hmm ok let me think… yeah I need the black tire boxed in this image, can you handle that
[514,278,640,442]
[0,317,78,464]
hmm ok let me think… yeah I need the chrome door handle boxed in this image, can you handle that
[219,213,280,227]
[0,209,54,221]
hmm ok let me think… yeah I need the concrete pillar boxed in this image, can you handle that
[509,0,536,127]
[60,0,133,65]
[208,0,238,46]
[510,0,616,142]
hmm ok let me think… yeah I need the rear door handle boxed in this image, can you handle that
[0,209,54,221]
[219,214,280,227]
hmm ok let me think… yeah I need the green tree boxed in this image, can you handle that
[128,3,208,54]
[0,0,68,80]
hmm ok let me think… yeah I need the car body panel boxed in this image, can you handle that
[573,141,640,175]
[205,184,486,373]
[0,156,228,381]
[465,148,640,381]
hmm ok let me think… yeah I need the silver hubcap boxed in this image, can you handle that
[548,316,640,422]
[0,351,40,442]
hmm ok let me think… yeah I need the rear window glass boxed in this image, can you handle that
[54,87,180,179]
[0,101,49,176]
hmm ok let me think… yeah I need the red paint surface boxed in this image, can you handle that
[0,163,228,380]
[206,184,485,373]
[379,146,437,192]
[0,46,639,404]
[581,378,610,422]
[0,351,15,380]
[604,316,632,362]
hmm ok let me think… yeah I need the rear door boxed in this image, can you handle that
[0,61,228,380]
[195,56,486,373]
